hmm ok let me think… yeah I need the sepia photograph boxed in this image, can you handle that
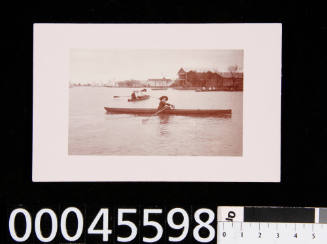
[69,49,243,156]
[33,24,281,182]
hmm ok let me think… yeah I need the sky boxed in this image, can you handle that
[70,49,243,83]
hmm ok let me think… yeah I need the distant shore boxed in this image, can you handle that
[69,85,243,91]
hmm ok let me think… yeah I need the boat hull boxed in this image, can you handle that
[104,107,231,117]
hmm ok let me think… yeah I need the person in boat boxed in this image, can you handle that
[139,88,147,97]
[158,96,175,111]
[131,89,147,100]
[131,91,137,100]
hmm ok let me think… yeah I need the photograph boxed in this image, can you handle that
[33,24,281,182]
[69,49,244,156]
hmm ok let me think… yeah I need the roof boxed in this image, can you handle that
[178,68,186,74]
[178,67,243,78]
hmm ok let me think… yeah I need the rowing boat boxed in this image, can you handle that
[128,95,150,102]
[104,107,231,117]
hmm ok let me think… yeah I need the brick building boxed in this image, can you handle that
[176,68,243,91]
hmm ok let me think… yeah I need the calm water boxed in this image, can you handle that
[69,87,243,156]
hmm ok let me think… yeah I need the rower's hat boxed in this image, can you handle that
[159,96,168,101]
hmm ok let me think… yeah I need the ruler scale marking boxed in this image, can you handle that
[217,206,327,243]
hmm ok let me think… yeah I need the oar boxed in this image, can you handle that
[149,96,161,100]
[114,94,163,99]
[142,106,170,123]
[113,95,157,99]
[113,95,131,98]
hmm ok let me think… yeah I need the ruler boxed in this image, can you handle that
[217,206,327,243]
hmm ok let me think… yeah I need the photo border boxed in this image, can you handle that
[33,24,281,182]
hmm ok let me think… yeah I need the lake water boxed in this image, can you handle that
[69,87,243,156]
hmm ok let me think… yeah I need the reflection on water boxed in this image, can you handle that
[159,114,170,124]
[158,115,170,136]
[69,87,243,156]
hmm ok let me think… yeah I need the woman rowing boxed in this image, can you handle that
[157,96,175,112]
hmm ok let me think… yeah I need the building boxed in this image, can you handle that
[219,72,244,90]
[177,68,187,86]
[147,77,172,87]
[176,68,243,91]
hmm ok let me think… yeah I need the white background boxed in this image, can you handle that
[33,24,281,182]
